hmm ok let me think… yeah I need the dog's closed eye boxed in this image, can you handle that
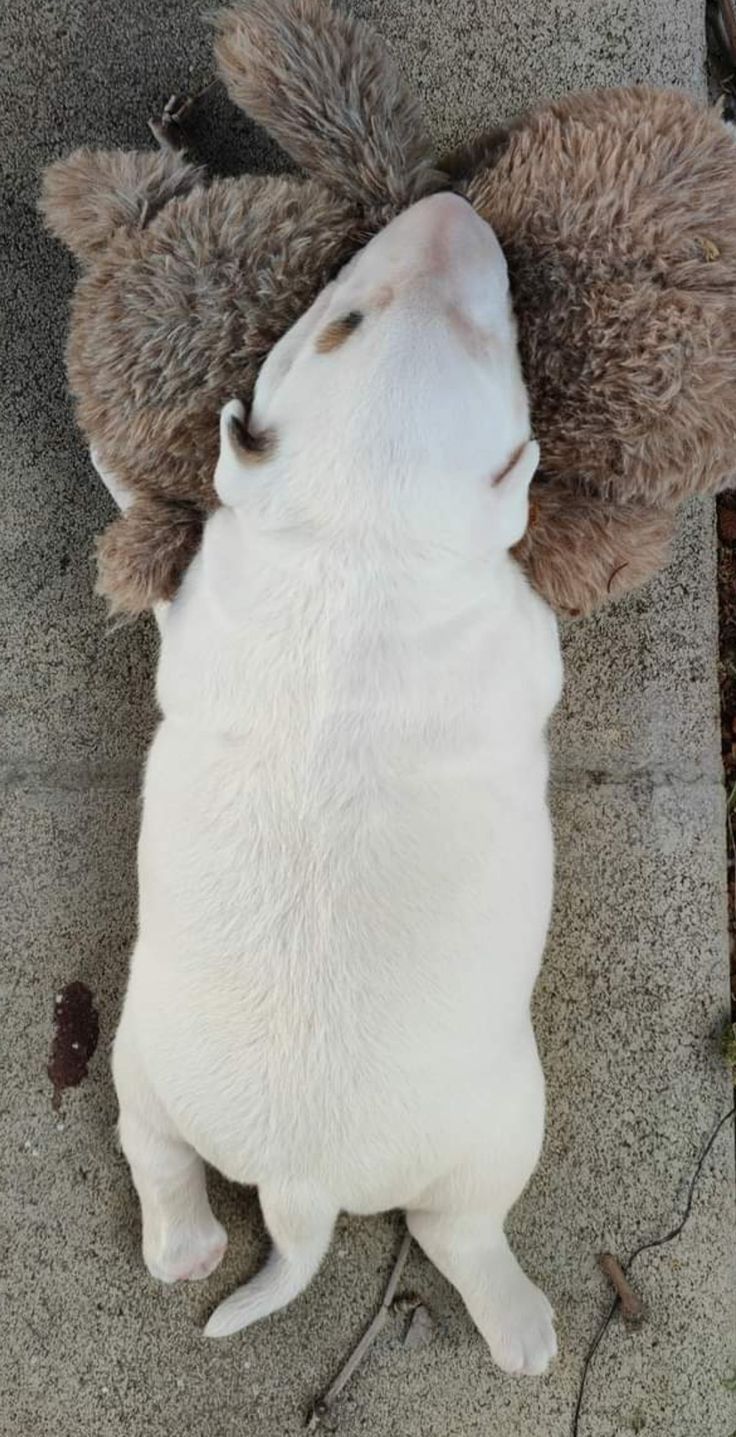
[315,310,364,354]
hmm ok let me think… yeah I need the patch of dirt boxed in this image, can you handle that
[47,981,100,1110]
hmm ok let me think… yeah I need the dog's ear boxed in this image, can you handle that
[215,400,273,507]
[491,439,539,549]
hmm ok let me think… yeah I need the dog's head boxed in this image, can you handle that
[216,194,537,552]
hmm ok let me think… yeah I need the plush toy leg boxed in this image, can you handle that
[516,484,677,618]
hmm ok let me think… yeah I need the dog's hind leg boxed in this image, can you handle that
[112,1009,227,1284]
[407,1205,556,1376]
[204,1183,337,1338]
[407,1045,556,1376]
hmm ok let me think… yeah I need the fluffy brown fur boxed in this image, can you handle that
[516,489,676,616]
[40,0,736,618]
[462,87,736,509]
[213,0,442,209]
[94,498,205,614]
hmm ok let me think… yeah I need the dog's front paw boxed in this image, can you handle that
[488,1272,557,1377]
[144,1215,228,1285]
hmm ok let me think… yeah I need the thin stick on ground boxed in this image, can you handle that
[305,1229,413,1431]
[571,1104,736,1437]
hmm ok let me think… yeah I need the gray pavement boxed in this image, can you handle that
[2,2,735,1435]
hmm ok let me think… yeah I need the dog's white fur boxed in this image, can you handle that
[112,194,562,1375]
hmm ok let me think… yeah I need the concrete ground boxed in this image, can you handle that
[2,1,735,1434]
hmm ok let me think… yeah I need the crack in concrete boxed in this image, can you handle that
[0,758,142,793]
[0,757,725,795]
[551,763,724,792]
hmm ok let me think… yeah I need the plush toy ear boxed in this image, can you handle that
[491,438,540,549]
[214,399,273,507]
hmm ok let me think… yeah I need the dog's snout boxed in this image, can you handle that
[353,194,509,336]
[382,193,506,287]
[419,191,489,246]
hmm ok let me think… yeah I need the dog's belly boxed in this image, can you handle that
[129,713,553,1211]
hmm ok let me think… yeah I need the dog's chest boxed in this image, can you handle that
[144,520,559,975]
[157,512,559,761]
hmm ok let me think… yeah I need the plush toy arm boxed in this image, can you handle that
[213,0,442,208]
[95,498,204,616]
[40,147,205,262]
[514,484,677,618]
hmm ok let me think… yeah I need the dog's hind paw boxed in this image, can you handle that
[144,1215,228,1285]
[488,1271,557,1377]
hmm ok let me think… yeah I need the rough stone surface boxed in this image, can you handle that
[1,2,734,1435]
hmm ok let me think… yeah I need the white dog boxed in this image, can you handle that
[111,193,562,1376]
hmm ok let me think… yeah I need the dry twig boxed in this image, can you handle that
[305,1230,413,1431]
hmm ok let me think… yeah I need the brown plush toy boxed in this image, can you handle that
[41,0,736,620]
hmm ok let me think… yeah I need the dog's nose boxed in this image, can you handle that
[418,192,495,260]
[374,193,508,318]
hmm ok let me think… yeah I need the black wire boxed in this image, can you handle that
[571,1104,736,1437]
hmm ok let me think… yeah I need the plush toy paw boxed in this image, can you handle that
[148,94,196,154]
